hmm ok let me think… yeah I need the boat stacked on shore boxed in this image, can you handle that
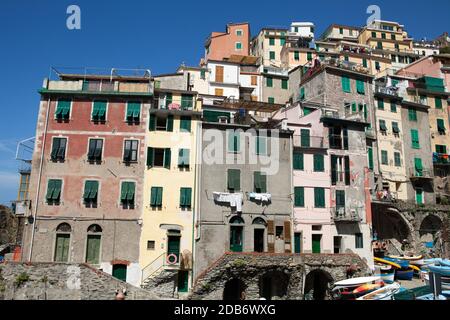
[331,276,401,300]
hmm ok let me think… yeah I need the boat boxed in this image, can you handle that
[332,276,383,300]
[381,257,410,269]
[409,264,421,272]
[428,265,450,277]
[374,264,395,283]
[388,255,423,261]
[423,272,450,289]
[353,281,384,294]
[332,276,381,289]
[416,293,448,300]
[374,257,401,269]
[424,258,450,266]
[357,283,401,300]
[395,268,415,280]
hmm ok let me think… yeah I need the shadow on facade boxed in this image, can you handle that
[303,269,333,300]
[372,206,411,242]
[223,278,247,300]
[259,270,289,300]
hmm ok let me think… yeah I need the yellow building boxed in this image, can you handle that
[139,88,202,296]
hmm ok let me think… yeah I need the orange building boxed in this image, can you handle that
[204,22,250,61]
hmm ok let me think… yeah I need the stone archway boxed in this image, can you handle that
[304,269,334,300]
[418,214,443,252]
[223,278,246,300]
[259,270,289,300]
[372,206,412,243]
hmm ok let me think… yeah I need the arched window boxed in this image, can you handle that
[252,217,267,226]
[230,216,245,224]
[86,224,102,265]
[54,223,71,262]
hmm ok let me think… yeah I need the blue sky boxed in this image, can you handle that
[0,0,449,205]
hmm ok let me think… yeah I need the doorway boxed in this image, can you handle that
[230,226,243,252]
[312,234,321,254]
[254,229,264,252]
[333,236,342,254]
[294,233,301,253]
[167,235,181,264]
[223,278,246,300]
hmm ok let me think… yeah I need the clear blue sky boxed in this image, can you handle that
[0,0,449,205]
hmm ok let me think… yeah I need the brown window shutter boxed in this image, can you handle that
[251,75,257,86]
[284,221,291,244]
[215,66,224,83]
[268,243,275,253]
[267,220,275,253]
[267,220,274,235]
[215,88,224,96]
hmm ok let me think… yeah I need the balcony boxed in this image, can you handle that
[365,128,376,139]
[293,135,326,149]
[372,190,398,203]
[433,153,450,166]
[153,97,195,111]
[331,207,362,223]
[409,168,434,179]
[375,85,399,97]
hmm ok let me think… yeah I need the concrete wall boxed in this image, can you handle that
[261,74,290,104]
[194,125,293,279]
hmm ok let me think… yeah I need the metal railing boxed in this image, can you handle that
[372,191,398,203]
[331,207,362,222]
[140,252,182,284]
[409,168,434,179]
[433,153,450,165]
[375,85,399,96]
[153,98,194,111]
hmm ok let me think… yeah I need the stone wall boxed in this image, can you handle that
[0,261,159,300]
[190,252,370,300]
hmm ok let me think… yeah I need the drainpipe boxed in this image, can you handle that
[192,119,202,284]
[28,97,51,261]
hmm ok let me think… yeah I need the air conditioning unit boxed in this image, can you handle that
[218,116,228,124]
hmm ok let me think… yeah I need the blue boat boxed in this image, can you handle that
[396,268,414,280]
[383,256,410,269]
[428,265,450,277]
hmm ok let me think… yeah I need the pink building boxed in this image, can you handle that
[204,22,250,61]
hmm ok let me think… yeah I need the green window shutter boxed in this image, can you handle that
[435,97,443,109]
[56,100,71,119]
[394,152,401,167]
[121,182,129,201]
[294,51,299,60]
[307,52,312,61]
[341,76,351,93]
[166,115,174,132]
[314,188,325,208]
[437,119,446,133]
[343,128,349,150]
[180,188,186,206]
[228,169,240,191]
[127,182,135,201]
[90,181,99,199]
[280,38,285,45]
[180,188,192,207]
[149,114,156,131]
[408,108,417,121]
[392,122,400,134]
[46,179,55,201]
[414,158,423,176]
[268,97,275,104]
[83,181,92,200]
[228,131,240,152]
[372,31,376,38]
[293,152,304,170]
[269,37,275,45]
[150,187,157,206]
[254,172,267,193]
[269,51,275,59]
[178,149,190,167]
[256,136,267,155]
[300,87,305,101]
[92,101,106,121]
[180,116,191,132]
[266,77,273,87]
[368,147,374,170]
[200,70,206,79]
[156,187,163,206]
[127,102,140,121]
[313,154,324,172]
[362,58,368,68]
[381,150,388,165]
[411,129,420,148]
[390,102,397,112]
[392,79,399,87]
[379,120,387,131]
[181,94,193,110]
[164,148,171,168]
[281,79,288,90]
[146,147,154,167]
[294,187,304,207]
[51,138,60,160]
[52,180,62,200]
[300,129,310,147]
[165,93,173,108]
[356,80,365,94]
[378,99,384,110]
[331,155,338,184]
[351,102,357,113]
[344,156,350,185]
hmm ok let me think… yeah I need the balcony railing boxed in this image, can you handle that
[409,168,433,179]
[433,153,450,165]
[375,85,399,96]
[46,79,153,94]
[372,191,398,203]
[153,98,194,111]
[331,207,362,223]
[293,135,326,148]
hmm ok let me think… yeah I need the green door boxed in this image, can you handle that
[230,226,243,252]
[167,236,181,263]
[312,235,321,254]
[86,235,101,264]
[294,233,301,254]
[54,234,70,262]
[112,264,127,282]
[416,188,424,204]
[177,270,189,293]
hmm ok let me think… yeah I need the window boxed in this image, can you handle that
[341,76,351,93]
[227,169,240,192]
[371,31,376,38]
[294,51,300,61]
[355,233,363,249]
[281,79,288,90]
[54,223,71,262]
[178,149,190,168]
[368,147,374,170]
[55,99,71,120]
[294,187,305,207]
[300,129,310,147]
[280,37,285,46]
[269,37,275,45]
[394,152,401,167]
[126,102,141,123]
[408,108,417,121]
[147,241,155,250]
[300,87,305,101]
[123,140,139,163]
[414,158,423,177]
[435,97,443,109]
[228,131,240,153]
[87,139,103,162]
[336,190,345,211]
[392,122,400,135]
[436,145,447,154]
[235,42,242,50]
[268,97,275,104]
[437,119,446,134]
[147,147,171,168]
[313,154,325,172]
[180,188,192,208]
[180,116,191,132]
[51,137,67,162]
[344,56,349,62]
[86,225,102,265]
[215,88,224,96]
[254,171,267,193]
[377,42,383,50]
[276,226,284,240]
[46,179,62,205]
[377,99,384,110]
[256,136,267,155]
[83,180,99,207]
[390,101,397,113]
[379,120,387,133]
[307,52,312,61]
[356,80,365,94]
[293,151,304,170]
[375,61,380,70]
[339,27,343,34]
[180,95,193,110]
[18,173,30,201]
[215,66,224,83]
[251,75,257,86]
[411,129,420,149]
[420,95,427,105]
[266,76,273,87]
[92,101,107,122]
[269,51,275,60]
[331,155,350,185]
[314,188,325,208]
[236,29,242,36]
[362,58,368,68]
[120,182,135,208]
[200,70,206,79]
[150,187,163,207]
[381,150,388,165]
[381,33,386,39]
[391,34,396,40]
